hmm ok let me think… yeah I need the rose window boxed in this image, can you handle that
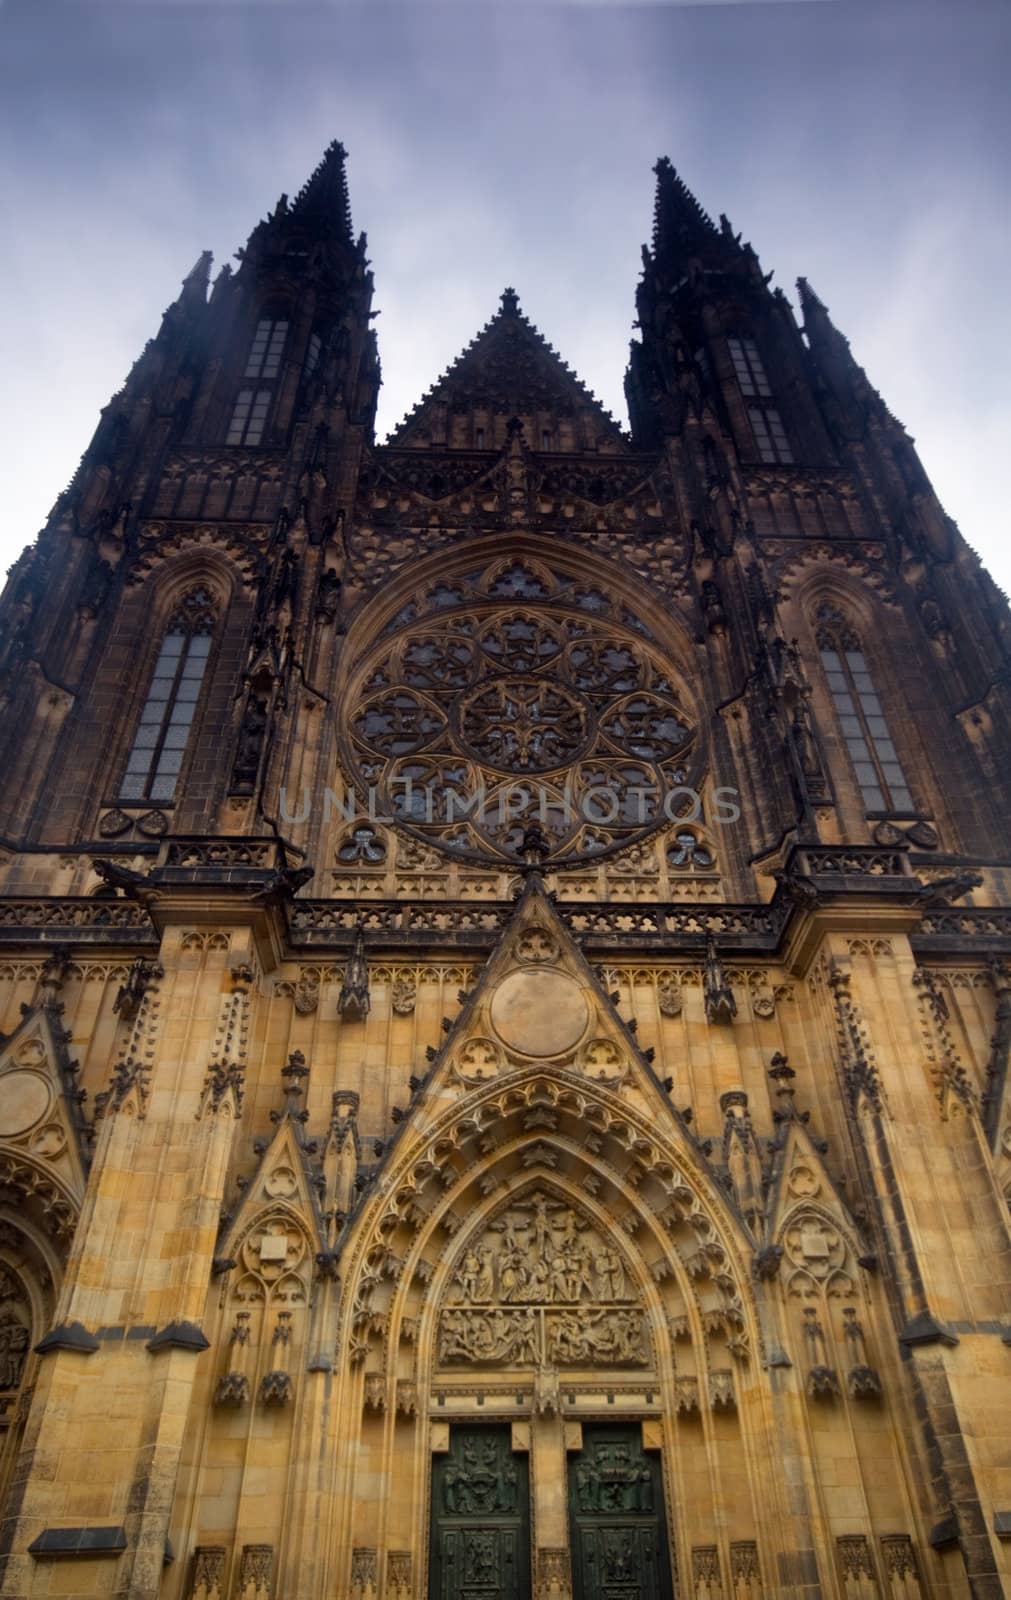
[341,562,703,865]
[459,679,588,771]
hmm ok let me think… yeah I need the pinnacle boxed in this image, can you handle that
[797,276,828,314]
[651,156,718,258]
[288,139,353,243]
[182,250,213,289]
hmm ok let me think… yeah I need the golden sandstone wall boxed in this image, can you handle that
[0,870,1009,1599]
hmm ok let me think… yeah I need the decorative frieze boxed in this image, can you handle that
[729,1540,761,1595]
[880,1535,921,1595]
[837,1534,877,1596]
[692,1543,724,1599]
[237,1543,272,1600]
[188,1545,226,1600]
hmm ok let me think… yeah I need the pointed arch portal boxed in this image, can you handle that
[336,880,762,1600]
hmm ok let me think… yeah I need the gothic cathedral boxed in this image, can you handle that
[0,143,1009,1600]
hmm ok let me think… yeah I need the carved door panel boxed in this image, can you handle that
[430,1426,531,1600]
[568,1426,674,1600]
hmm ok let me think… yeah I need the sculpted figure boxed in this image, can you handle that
[595,1246,625,1301]
[517,1308,539,1364]
[475,1248,495,1302]
[455,1247,483,1303]
[576,1458,600,1513]
[0,1314,29,1389]
[499,1247,527,1303]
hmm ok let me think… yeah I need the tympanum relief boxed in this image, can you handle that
[437,1190,650,1368]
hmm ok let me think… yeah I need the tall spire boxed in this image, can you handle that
[797,274,883,440]
[651,156,718,263]
[179,249,213,311]
[797,276,844,352]
[288,139,354,243]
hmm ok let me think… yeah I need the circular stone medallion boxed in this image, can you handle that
[489,969,590,1057]
[0,1071,51,1137]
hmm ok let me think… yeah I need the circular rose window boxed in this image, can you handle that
[341,559,702,865]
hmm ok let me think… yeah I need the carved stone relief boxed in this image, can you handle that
[572,1438,654,1514]
[0,1268,30,1393]
[437,1191,650,1368]
[441,1433,522,1515]
[187,1545,226,1600]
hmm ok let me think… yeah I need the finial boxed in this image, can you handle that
[520,824,551,866]
[500,286,520,316]
[338,924,371,1021]
[275,1050,309,1123]
[703,936,737,1025]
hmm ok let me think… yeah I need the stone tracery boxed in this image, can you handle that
[341,557,701,864]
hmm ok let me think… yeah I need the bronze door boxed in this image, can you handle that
[430,1426,531,1600]
[568,1426,674,1600]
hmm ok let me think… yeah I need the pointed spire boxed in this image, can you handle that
[651,156,718,261]
[288,140,353,243]
[796,275,827,315]
[796,274,900,440]
[181,249,213,303]
[797,276,845,350]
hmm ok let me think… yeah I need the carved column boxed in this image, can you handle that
[533,1412,571,1600]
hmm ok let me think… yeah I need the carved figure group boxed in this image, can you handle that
[450,1197,628,1308]
[439,1307,539,1367]
[442,1436,519,1516]
[438,1303,648,1369]
[547,1308,647,1366]
[574,1441,654,1515]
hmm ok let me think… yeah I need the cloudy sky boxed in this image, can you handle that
[1,0,1008,588]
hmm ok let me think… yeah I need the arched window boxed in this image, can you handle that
[119,587,216,802]
[304,331,322,380]
[727,337,771,398]
[748,405,793,464]
[226,315,289,446]
[727,335,794,464]
[815,603,913,813]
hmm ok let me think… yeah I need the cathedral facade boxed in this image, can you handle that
[0,143,1008,1600]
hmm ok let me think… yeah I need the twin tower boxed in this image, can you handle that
[0,142,1008,1600]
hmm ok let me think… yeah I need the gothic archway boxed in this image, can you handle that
[331,1052,782,1600]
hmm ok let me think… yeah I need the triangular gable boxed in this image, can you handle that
[335,876,760,1385]
[0,1003,90,1218]
[374,873,698,1162]
[387,289,629,451]
[764,1116,868,1299]
[217,1082,327,1279]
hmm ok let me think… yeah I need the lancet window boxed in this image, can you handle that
[815,603,913,813]
[119,587,216,803]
